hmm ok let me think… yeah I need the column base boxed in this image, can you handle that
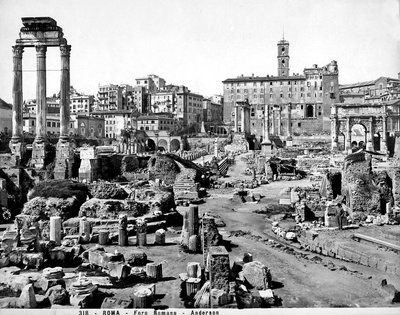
[9,140,26,166]
[54,141,74,179]
[31,141,47,170]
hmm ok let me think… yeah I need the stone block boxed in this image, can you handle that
[154,229,166,245]
[46,284,70,305]
[107,262,131,279]
[242,261,272,290]
[210,288,228,306]
[187,262,202,278]
[1,230,19,252]
[18,284,37,308]
[208,246,230,292]
[70,293,93,308]
[87,249,106,266]
[35,277,65,293]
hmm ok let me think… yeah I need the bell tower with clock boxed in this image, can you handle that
[277,38,290,77]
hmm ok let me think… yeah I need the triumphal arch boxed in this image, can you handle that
[331,100,400,154]
[10,17,72,178]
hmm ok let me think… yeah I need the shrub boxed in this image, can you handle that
[29,179,89,203]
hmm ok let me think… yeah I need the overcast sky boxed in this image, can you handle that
[0,0,399,103]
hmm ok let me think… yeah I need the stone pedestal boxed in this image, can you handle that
[78,159,97,183]
[261,141,272,156]
[54,141,74,179]
[79,147,98,183]
[208,246,230,293]
[31,141,46,169]
[50,216,62,246]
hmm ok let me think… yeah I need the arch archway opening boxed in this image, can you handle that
[170,139,180,152]
[351,124,367,151]
[373,132,381,151]
[147,139,156,152]
[158,139,168,152]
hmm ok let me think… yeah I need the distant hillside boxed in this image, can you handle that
[0,99,12,110]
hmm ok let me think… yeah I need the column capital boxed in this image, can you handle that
[35,44,47,56]
[12,45,24,58]
[60,44,71,57]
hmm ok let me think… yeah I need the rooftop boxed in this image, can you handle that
[340,77,400,90]
[222,74,306,83]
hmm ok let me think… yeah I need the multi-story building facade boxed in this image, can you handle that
[0,99,12,135]
[96,84,123,111]
[128,85,149,113]
[24,97,60,115]
[135,74,165,93]
[176,86,204,126]
[202,97,223,123]
[120,84,134,110]
[69,114,105,138]
[91,110,132,139]
[222,38,339,138]
[339,75,400,104]
[150,89,177,114]
[23,114,61,135]
[135,114,176,132]
[70,93,94,114]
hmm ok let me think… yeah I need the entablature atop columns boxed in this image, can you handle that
[16,17,66,47]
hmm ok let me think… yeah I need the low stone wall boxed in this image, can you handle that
[298,231,400,275]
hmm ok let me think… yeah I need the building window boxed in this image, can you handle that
[306,104,314,117]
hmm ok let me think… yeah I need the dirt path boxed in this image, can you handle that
[194,152,400,307]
